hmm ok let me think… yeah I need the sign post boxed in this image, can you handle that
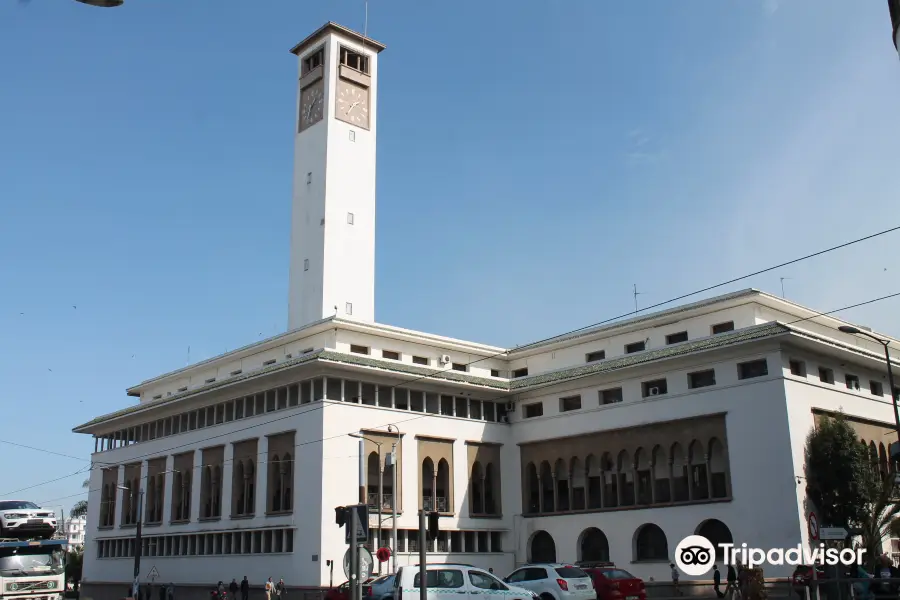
[808,513,819,541]
[819,527,848,541]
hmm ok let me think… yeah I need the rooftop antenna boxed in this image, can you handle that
[187,345,191,366]
[780,277,793,299]
[633,284,643,313]
[363,0,369,40]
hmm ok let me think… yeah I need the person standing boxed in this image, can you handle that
[726,563,738,599]
[276,579,285,600]
[166,583,174,600]
[670,564,682,596]
[713,565,724,598]
[240,577,249,600]
[265,578,274,600]
[229,580,238,600]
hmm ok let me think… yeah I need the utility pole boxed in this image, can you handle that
[356,439,365,600]
[418,510,427,600]
[390,442,398,574]
[350,508,359,600]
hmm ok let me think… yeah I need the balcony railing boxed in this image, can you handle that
[366,492,394,511]
[423,496,448,512]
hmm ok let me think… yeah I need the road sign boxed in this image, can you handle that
[808,513,819,541]
[820,527,848,540]
[343,546,374,580]
[147,566,159,581]
[344,505,369,543]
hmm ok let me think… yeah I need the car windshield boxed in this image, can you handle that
[0,547,64,577]
[555,567,588,579]
[0,501,40,511]
[601,570,636,580]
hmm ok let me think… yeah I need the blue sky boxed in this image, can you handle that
[1,0,899,508]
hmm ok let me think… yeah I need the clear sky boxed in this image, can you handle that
[1,0,899,509]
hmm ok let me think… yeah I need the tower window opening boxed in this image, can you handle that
[340,47,369,74]
[303,47,325,75]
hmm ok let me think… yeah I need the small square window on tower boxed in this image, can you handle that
[347,213,354,225]
[306,172,312,184]
[345,302,353,315]
[303,259,309,271]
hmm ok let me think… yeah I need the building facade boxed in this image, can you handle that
[65,516,86,550]
[73,20,900,600]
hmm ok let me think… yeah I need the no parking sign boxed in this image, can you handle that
[808,512,819,541]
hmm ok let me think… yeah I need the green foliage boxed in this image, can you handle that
[805,414,869,527]
[70,501,88,519]
[65,547,84,590]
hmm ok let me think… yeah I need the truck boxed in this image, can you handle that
[0,537,67,600]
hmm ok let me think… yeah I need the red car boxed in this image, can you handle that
[580,565,646,600]
[324,579,374,600]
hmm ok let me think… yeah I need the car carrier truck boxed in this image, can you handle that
[0,537,66,600]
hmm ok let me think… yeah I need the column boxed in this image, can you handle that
[705,453,713,499]
[480,474,487,514]
[255,436,269,517]
[139,461,149,523]
[190,450,202,522]
[687,455,694,501]
[583,466,591,509]
[616,469,623,506]
[221,443,234,518]
[667,458,675,502]
[649,459,657,504]
[631,466,638,505]
[114,465,125,528]
[431,474,438,512]
[551,471,559,512]
[162,455,175,524]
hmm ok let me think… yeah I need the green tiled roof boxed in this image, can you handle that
[74,322,792,432]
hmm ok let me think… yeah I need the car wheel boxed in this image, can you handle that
[540,593,556,600]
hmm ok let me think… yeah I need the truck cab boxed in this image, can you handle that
[0,537,67,600]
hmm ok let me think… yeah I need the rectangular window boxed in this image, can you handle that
[712,321,735,335]
[302,47,324,75]
[819,367,835,384]
[625,341,646,354]
[599,387,623,405]
[382,350,400,361]
[871,381,884,397]
[490,369,500,377]
[523,403,543,419]
[263,359,276,366]
[452,363,468,372]
[738,359,769,380]
[642,379,668,397]
[339,46,370,74]
[559,395,582,412]
[350,344,369,355]
[666,331,689,345]
[512,367,528,378]
[688,369,716,389]
[789,360,806,377]
[303,259,309,271]
[413,356,429,366]
[845,374,860,391]
[585,350,606,363]
[347,212,355,225]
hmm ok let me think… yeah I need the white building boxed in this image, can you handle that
[74,21,900,600]
[65,516,87,550]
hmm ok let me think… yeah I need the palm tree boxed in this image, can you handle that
[858,462,900,568]
[70,478,90,519]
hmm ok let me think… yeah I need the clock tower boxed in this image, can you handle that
[288,23,385,330]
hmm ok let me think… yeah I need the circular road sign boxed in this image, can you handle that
[808,512,819,541]
[343,546,375,581]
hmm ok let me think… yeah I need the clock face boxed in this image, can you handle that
[336,81,369,129]
[299,80,324,132]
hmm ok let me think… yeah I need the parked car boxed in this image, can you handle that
[579,565,646,600]
[0,500,58,539]
[504,564,596,600]
[791,565,827,598]
[368,574,395,600]
[393,564,537,600]
[325,579,374,600]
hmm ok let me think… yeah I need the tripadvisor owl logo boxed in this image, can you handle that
[674,535,866,576]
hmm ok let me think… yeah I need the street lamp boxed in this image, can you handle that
[385,425,401,575]
[349,433,383,574]
[74,0,124,6]
[116,484,143,600]
[839,325,900,448]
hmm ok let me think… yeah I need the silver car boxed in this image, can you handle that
[0,501,58,539]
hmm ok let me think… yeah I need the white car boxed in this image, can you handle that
[393,563,538,600]
[503,564,596,600]
[0,501,58,539]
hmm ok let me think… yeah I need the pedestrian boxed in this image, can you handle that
[240,577,249,600]
[670,563,681,596]
[160,584,167,600]
[218,582,226,600]
[872,554,898,600]
[713,565,724,598]
[276,579,285,600]
[166,583,174,600]
[230,580,238,600]
[265,578,274,600]
[726,563,738,600]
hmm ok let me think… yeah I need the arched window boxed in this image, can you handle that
[571,457,586,510]
[529,530,557,563]
[579,527,610,562]
[470,462,484,514]
[436,459,450,513]
[634,523,668,561]
[617,450,634,506]
[708,438,728,498]
[670,443,688,501]
[202,465,213,518]
[212,466,222,517]
[271,454,283,512]
[281,452,293,512]
[601,452,617,508]
[555,458,570,511]
[540,461,554,513]
[689,440,708,500]
[147,476,157,522]
[484,463,497,514]
[172,472,184,520]
[652,445,669,503]
[525,463,540,514]
[422,458,435,511]
[696,519,733,562]
[100,485,110,527]
[367,452,380,510]
[586,455,603,510]
[244,460,255,514]
[635,448,652,505]
[234,460,246,515]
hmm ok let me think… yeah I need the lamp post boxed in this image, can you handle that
[350,433,383,574]
[839,325,900,448]
[116,484,143,600]
[385,424,401,575]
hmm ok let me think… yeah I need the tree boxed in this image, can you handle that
[805,413,900,567]
[65,546,84,592]
[70,478,90,519]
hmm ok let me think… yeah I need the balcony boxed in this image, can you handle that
[423,496,448,512]
[367,493,395,512]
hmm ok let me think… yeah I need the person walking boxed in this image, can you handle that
[276,579,285,600]
[265,578,274,600]
[240,577,249,600]
[713,565,724,598]
[670,564,682,596]
[229,580,238,600]
[726,563,739,600]
[166,583,174,600]
[217,582,226,600]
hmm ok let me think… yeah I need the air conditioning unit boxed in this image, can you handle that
[648,387,660,396]
[439,354,451,365]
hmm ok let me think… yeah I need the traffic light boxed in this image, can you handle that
[335,506,347,527]
[427,511,439,540]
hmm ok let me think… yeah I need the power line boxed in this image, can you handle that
[27,289,900,505]
[7,222,900,496]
